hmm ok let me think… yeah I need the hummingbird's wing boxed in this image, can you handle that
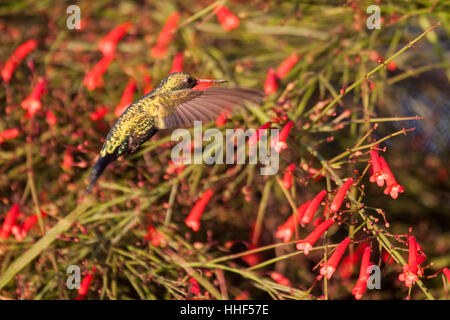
[155,87,264,129]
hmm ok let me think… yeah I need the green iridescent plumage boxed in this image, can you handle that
[86,72,264,193]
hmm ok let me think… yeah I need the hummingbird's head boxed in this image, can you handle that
[157,72,226,92]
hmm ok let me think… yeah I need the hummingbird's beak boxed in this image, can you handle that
[196,79,227,84]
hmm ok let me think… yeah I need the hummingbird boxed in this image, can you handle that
[86,72,264,193]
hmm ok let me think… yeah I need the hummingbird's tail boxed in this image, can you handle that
[85,153,118,194]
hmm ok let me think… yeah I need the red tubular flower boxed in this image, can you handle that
[443,268,450,283]
[264,68,278,95]
[214,5,240,31]
[248,122,272,147]
[320,237,351,280]
[169,52,184,73]
[271,120,294,153]
[98,22,132,57]
[185,189,214,231]
[83,55,114,91]
[62,149,73,169]
[189,277,201,295]
[144,225,165,247]
[270,272,291,286]
[416,241,426,266]
[114,79,136,117]
[90,106,109,122]
[142,75,153,95]
[1,39,38,82]
[150,12,180,59]
[0,128,20,144]
[338,242,370,279]
[75,268,96,300]
[352,246,372,300]
[46,111,57,126]
[276,201,311,242]
[276,54,299,79]
[379,156,404,199]
[296,217,334,255]
[241,243,263,266]
[21,78,46,118]
[381,249,395,265]
[301,189,327,225]
[215,110,229,127]
[369,150,387,187]
[330,178,354,213]
[0,204,20,239]
[398,236,419,288]
[282,163,296,189]
[12,211,47,241]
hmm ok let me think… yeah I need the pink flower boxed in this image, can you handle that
[21,78,46,118]
[271,120,294,153]
[83,55,114,90]
[0,128,20,144]
[264,68,278,95]
[352,246,372,300]
[114,79,136,117]
[46,111,57,126]
[296,217,335,255]
[282,163,296,189]
[319,237,351,280]
[275,201,311,242]
[214,5,240,31]
[169,52,184,73]
[98,22,132,57]
[379,156,404,199]
[301,190,327,225]
[369,150,387,187]
[270,272,291,286]
[151,12,180,59]
[185,189,214,231]
[330,178,353,213]
[248,122,272,147]
[0,204,20,239]
[398,236,419,288]
[276,54,299,79]
[1,39,38,82]
[338,242,369,279]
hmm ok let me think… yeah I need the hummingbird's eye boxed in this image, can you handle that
[187,77,195,85]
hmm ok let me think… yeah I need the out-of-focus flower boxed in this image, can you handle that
[114,79,136,117]
[83,55,114,91]
[248,122,272,147]
[0,204,20,239]
[319,237,351,280]
[276,54,299,79]
[62,149,74,169]
[369,51,384,63]
[330,178,353,213]
[301,190,327,225]
[169,52,184,73]
[398,236,419,288]
[215,110,229,127]
[338,242,369,279]
[241,243,263,266]
[271,120,294,153]
[443,268,450,283]
[270,272,291,286]
[21,78,46,118]
[282,163,296,189]
[276,201,311,242]
[387,61,397,72]
[11,211,47,241]
[379,156,404,199]
[264,68,278,95]
[75,267,96,300]
[46,111,57,126]
[1,39,38,82]
[151,12,180,59]
[98,22,132,57]
[142,75,153,95]
[144,225,165,247]
[214,5,240,31]
[185,189,214,231]
[352,246,372,300]
[189,277,201,295]
[0,128,20,144]
[369,150,387,187]
[90,106,109,122]
[296,217,335,255]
